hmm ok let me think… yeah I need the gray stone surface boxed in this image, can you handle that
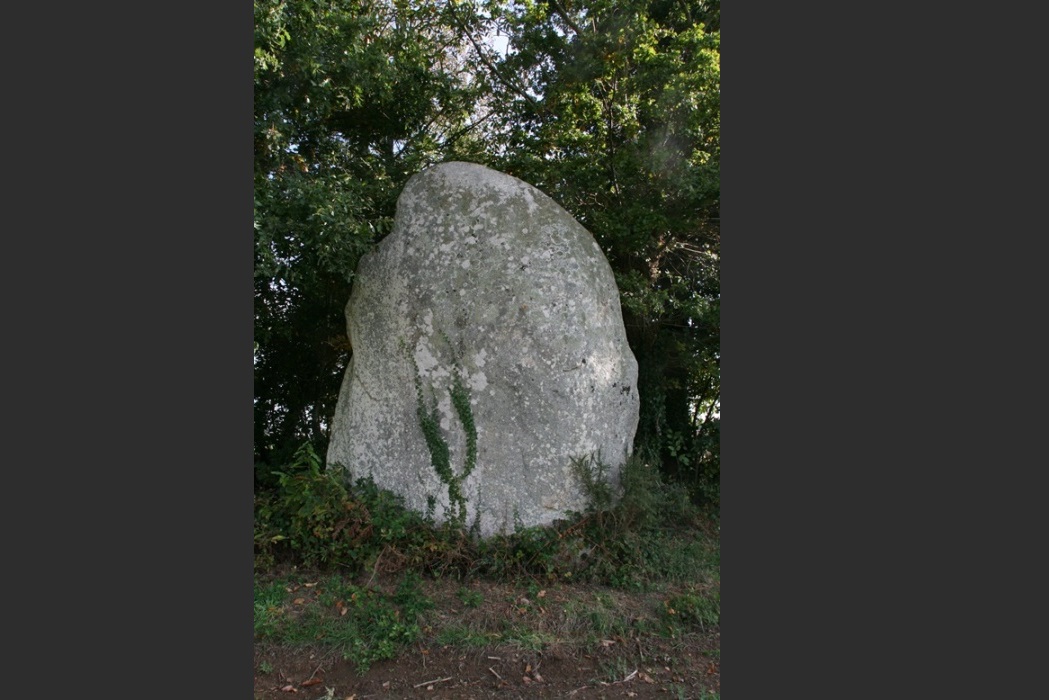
[326,161,639,536]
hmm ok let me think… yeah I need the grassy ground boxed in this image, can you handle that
[254,450,720,699]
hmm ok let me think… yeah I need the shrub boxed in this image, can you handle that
[253,443,373,570]
[254,444,719,593]
[564,454,712,588]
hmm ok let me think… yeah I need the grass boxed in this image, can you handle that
[252,572,434,673]
[664,588,721,633]
[455,585,484,608]
[433,625,496,647]
[253,578,290,639]
[254,449,719,683]
[594,656,634,684]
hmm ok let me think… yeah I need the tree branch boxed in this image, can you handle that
[548,0,584,37]
[446,2,538,106]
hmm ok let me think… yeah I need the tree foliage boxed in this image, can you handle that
[254,0,719,505]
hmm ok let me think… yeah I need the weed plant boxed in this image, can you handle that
[254,443,719,592]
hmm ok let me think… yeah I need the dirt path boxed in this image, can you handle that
[254,636,719,699]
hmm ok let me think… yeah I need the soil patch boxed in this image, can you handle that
[254,575,719,699]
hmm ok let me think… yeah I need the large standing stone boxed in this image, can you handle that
[326,161,639,536]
